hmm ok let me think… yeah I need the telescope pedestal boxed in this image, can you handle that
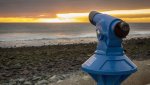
[82,53,137,85]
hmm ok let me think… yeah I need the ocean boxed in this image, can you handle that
[0,23,150,41]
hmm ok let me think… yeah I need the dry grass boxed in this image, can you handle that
[122,60,150,85]
[49,60,150,85]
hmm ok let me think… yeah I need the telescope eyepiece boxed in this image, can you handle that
[89,11,100,26]
[114,21,130,38]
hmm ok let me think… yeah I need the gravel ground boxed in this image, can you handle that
[0,37,149,85]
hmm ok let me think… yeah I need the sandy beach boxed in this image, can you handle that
[0,38,97,48]
[0,37,150,85]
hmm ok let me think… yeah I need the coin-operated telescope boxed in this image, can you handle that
[82,11,137,85]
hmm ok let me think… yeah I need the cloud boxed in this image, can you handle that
[0,0,150,17]
[0,9,150,23]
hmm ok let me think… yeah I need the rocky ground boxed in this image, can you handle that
[0,37,149,85]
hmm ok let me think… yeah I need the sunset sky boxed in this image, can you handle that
[0,0,150,23]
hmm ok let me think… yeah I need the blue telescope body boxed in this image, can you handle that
[82,11,137,85]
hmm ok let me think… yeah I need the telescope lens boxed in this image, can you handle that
[89,11,100,26]
[114,21,130,38]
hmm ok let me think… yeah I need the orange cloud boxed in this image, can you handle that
[0,9,150,23]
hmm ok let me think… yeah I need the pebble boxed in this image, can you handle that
[57,75,65,80]
[12,63,22,69]
[17,78,25,82]
[32,76,41,81]
[50,75,57,80]
[21,70,30,75]
[24,81,32,85]
[36,80,48,85]
[9,79,17,85]
[57,80,63,83]
[82,75,90,80]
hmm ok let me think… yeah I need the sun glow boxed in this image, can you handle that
[0,9,150,23]
[0,17,40,23]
